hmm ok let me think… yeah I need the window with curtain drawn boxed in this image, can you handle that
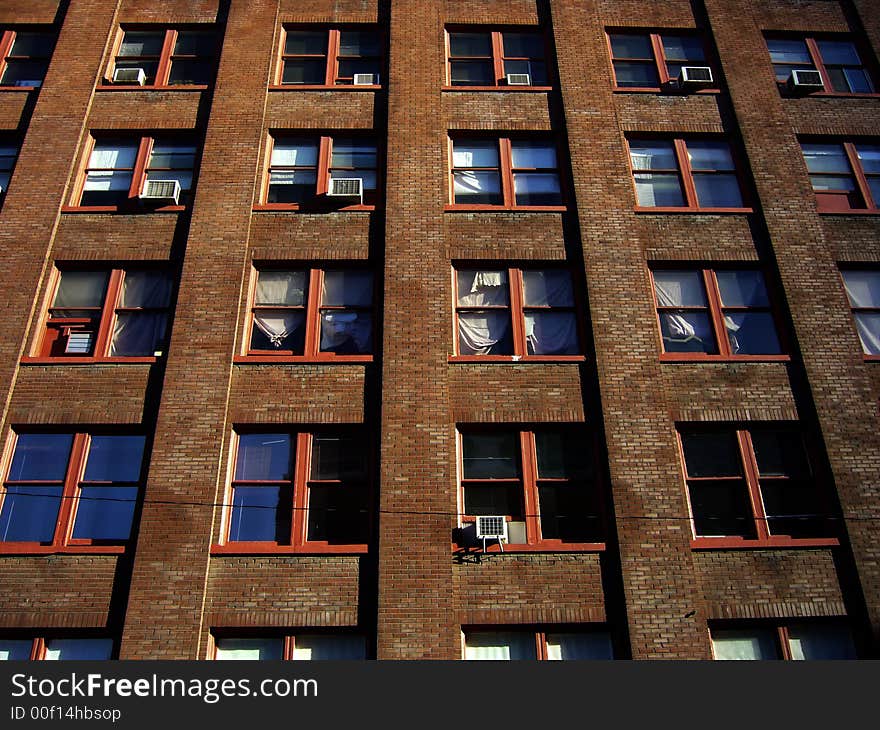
[840,269,880,356]
[463,629,613,660]
[710,622,856,660]
[213,634,366,660]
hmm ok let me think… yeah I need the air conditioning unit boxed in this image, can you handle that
[65,331,93,355]
[788,69,824,92]
[475,515,508,552]
[679,66,714,86]
[113,67,146,85]
[140,179,181,204]
[327,177,363,202]
[353,73,378,86]
[506,73,532,86]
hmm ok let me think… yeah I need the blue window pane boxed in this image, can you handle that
[634,173,685,206]
[452,140,499,168]
[71,486,137,541]
[725,312,782,355]
[83,436,145,482]
[629,140,677,170]
[662,35,705,62]
[0,640,33,660]
[0,486,63,542]
[716,271,769,307]
[767,39,811,64]
[801,144,850,174]
[229,486,289,542]
[610,34,653,59]
[453,171,502,204]
[688,142,735,171]
[8,434,72,481]
[513,172,562,205]
[613,61,660,87]
[842,67,873,93]
[816,40,861,66]
[234,435,292,481]
[511,141,556,169]
[857,145,880,174]
[809,175,855,192]
[659,312,716,353]
[44,639,113,660]
[693,173,743,207]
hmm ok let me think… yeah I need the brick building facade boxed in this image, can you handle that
[0,0,877,660]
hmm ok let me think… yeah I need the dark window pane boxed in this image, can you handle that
[285,31,327,55]
[81,171,133,206]
[9,434,72,481]
[319,311,372,354]
[464,484,522,517]
[539,484,600,542]
[724,312,782,355]
[229,486,290,542]
[816,40,861,66]
[9,32,53,57]
[502,33,544,58]
[235,434,292,481]
[767,39,811,64]
[659,311,716,353]
[681,431,741,477]
[173,32,214,56]
[693,173,743,208]
[827,67,850,93]
[0,486,63,542]
[109,312,168,356]
[762,480,828,537]
[513,172,561,205]
[329,140,377,169]
[522,270,573,307]
[458,311,512,355]
[310,435,367,481]
[449,33,491,57]
[613,61,659,87]
[338,31,379,57]
[503,59,547,85]
[168,59,212,85]
[715,271,769,307]
[53,271,108,308]
[119,32,164,57]
[251,311,306,352]
[689,480,756,538]
[750,430,810,478]
[450,60,493,85]
[0,640,32,660]
[307,485,368,543]
[525,311,578,354]
[44,639,113,660]
[610,34,653,59]
[662,35,705,62]
[535,431,591,479]
[71,486,137,541]
[337,58,380,81]
[268,170,317,203]
[83,435,145,482]
[0,59,48,86]
[462,433,519,479]
[787,625,857,660]
[282,59,326,84]
[322,270,372,307]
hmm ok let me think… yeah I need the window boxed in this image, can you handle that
[263,134,377,209]
[77,135,197,210]
[800,140,880,213]
[767,36,875,95]
[453,267,581,359]
[446,28,549,87]
[651,268,784,359]
[710,622,856,660]
[213,632,366,660]
[678,425,835,546]
[0,139,19,201]
[0,431,146,550]
[457,427,603,549]
[0,29,54,88]
[38,268,172,360]
[278,27,381,86]
[463,628,613,660]
[627,137,747,211]
[246,267,373,360]
[840,269,880,357]
[449,136,563,209]
[608,30,714,91]
[0,636,114,660]
[220,430,370,552]
[106,28,216,87]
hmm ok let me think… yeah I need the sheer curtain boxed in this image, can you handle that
[464,632,533,660]
[109,272,171,356]
[525,312,577,354]
[214,638,283,661]
[653,273,701,343]
[253,271,306,348]
[292,636,366,660]
[842,271,880,354]
[458,270,510,355]
[710,630,777,660]
[53,271,108,308]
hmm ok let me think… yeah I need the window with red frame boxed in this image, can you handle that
[678,425,835,544]
[212,632,366,660]
[463,627,613,660]
[106,28,216,87]
[608,30,714,90]
[800,140,880,212]
[0,29,54,88]
[247,267,373,358]
[767,36,875,95]
[78,135,197,209]
[0,139,19,202]
[446,29,549,87]
[710,621,856,660]
[0,636,115,660]
[224,430,370,549]
[457,428,602,548]
[627,137,747,210]
[453,267,581,358]
[651,268,783,358]
[0,432,146,548]
[450,136,563,208]
[840,269,880,356]
[39,268,172,359]
[278,27,381,86]
[264,134,377,209]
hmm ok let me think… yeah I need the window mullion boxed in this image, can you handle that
[675,139,698,208]
[326,29,340,86]
[30,637,45,661]
[291,432,310,546]
[536,631,547,660]
[53,433,88,547]
[843,142,877,209]
[650,34,669,85]
[94,269,124,357]
[491,31,505,85]
[317,136,332,196]
[521,431,540,544]
[778,625,793,660]
[804,38,834,93]
[509,268,527,356]
[703,270,730,356]
[500,138,516,207]
[130,137,153,199]
[739,430,770,540]
[304,269,323,356]
[283,635,295,660]
[155,30,176,86]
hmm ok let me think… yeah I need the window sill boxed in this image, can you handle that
[211,543,369,556]
[21,356,158,365]
[781,90,880,100]
[864,355,880,362]
[233,355,373,364]
[444,204,567,213]
[613,87,721,95]
[268,84,381,91]
[691,537,839,550]
[96,85,208,92]
[252,204,376,213]
[441,85,553,92]
[453,542,605,553]
[449,355,585,363]
[659,354,790,363]
[816,209,880,216]
[61,205,185,214]
[634,206,753,214]
[0,544,126,556]
[0,85,38,92]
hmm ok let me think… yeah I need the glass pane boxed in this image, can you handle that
[688,142,735,171]
[0,60,48,86]
[681,431,741,477]
[693,173,743,208]
[634,173,685,206]
[458,311,512,355]
[44,639,113,660]
[457,270,509,307]
[843,67,873,93]
[306,485,369,544]
[148,143,196,169]
[337,58,381,81]
[0,640,32,660]
[856,144,880,174]
[256,270,307,306]
[788,625,856,660]
[330,140,376,169]
[513,172,561,205]
[801,143,851,174]
[816,40,861,66]
[234,434,292,481]
[310,435,367,480]
[610,34,653,59]
[841,270,880,308]
[751,430,810,478]
[251,311,305,352]
[319,311,372,354]
[10,32,53,57]
[71,486,137,541]
[89,140,139,169]
[0,486,63,542]
[453,140,499,168]
[771,63,807,83]
[689,480,756,538]
[613,61,659,87]
[83,435,145,482]
[82,172,133,204]
[292,636,366,660]
[271,139,319,167]
[453,171,502,204]
[525,311,578,354]
[716,271,769,307]
[546,633,613,660]
[215,638,282,660]
[229,486,290,542]
[712,629,778,660]
[659,312,716,353]
[762,480,826,538]
[450,60,494,85]
[464,632,535,660]
[282,59,326,85]
[538,484,599,542]
[9,433,72,481]
[268,170,317,203]
[854,312,880,355]
[511,141,556,169]
[502,33,544,59]
[653,271,706,307]
[462,433,519,479]
[503,59,547,85]
[119,271,172,308]
[522,270,573,307]
[629,140,677,170]
[322,270,372,306]
[284,31,326,56]
[449,33,491,57]
[767,39,811,65]
[119,32,164,57]
[535,431,591,479]
[827,67,850,93]
[53,271,108,308]
[339,31,379,57]
[724,312,782,355]
[662,35,705,62]
[809,174,855,192]
[168,59,212,85]
[173,32,214,56]
[464,484,522,517]
[109,312,167,356]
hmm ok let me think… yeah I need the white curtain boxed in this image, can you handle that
[109,312,167,356]
[253,312,304,348]
[653,274,703,343]
[215,639,283,661]
[454,171,496,195]
[457,271,507,307]
[120,271,171,307]
[320,312,371,352]
[787,625,856,660]
[711,631,776,660]
[292,636,366,660]
[854,314,880,355]
[43,639,114,660]
[464,633,533,660]
[459,311,509,355]
[545,633,613,660]
[525,312,577,354]
[257,271,306,306]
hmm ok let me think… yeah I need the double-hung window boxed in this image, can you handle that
[221,430,370,552]
[39,268,172,360]
[0,139,19,201]
[0,636,115,660]
[840,269,880,356]
[0,29,54,88]
[278,27,381,86]
[678,425,835,546]
[463,628,613,660]
[711,622,856,660]
[800,140,880,213]
[767,35,875,95]
[651,268,783,359]
[213,632,366,660]
[458,428,603,548]
[0,431,146,551]
[107,28,215,87]
[446,28,549,87]
[453,267,581,359]
[627,137,747,210]
[608,30,715,91]
[450,136,563,208]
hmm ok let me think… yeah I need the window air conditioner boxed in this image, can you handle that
[327,177,363,202]
[788,69,824,91]
[506,73,532,86]
[113,67,147,85]
[140,179,181,204]
[475,515,508,552]
[353,73,378,86]
[679,66,714,86]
